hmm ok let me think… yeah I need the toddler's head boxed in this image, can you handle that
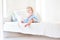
[27,7,34,15]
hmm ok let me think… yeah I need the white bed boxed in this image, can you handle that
[3,22,44,35]
[4,22,60,38]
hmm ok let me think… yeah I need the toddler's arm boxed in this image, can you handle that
[25,19,34,27]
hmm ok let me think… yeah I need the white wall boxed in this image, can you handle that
[41,0,60,23]
[36,0,60,23]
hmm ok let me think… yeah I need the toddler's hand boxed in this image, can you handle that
[25,24,30,27]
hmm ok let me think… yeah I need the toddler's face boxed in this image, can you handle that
[27,8,33,15]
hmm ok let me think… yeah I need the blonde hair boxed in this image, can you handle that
[27,6,33,12]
